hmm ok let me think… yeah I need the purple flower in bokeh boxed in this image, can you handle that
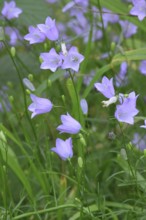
[28,94,53,118]
[61,46,84,72]
[0,86,11,112]
[94,76,115,99]
[119,20,137,38]
[51,138,73,160]
[132,133,146,151]
[140,120,146,129]
[115,92,139,124]
[83,70,95,86]
[46,0,57,3]
[5,27,21,46]
[24,26,46,44]
[80,99,88,115]
[139,60,146,75]
[40,48,62,72]
[102,8,119,27]
[1,1,22,20]
[57,113,81,134]
[115,62,128,87]
[130,0,146,21]
[37,16,59,41]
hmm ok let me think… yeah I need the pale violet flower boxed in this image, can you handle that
[24,26,46,44]
[37,16,59,41]
[40,48,62,72]
[94,76,115,99]
[57,113,81,134]
[139,60,146,75]
[115,92,139,124]
[28,94,53,118]
[130,0,146,21]
[80,99,88,115]
[1,1,22,20]
[51,138,73,160]
[61,46,84,72]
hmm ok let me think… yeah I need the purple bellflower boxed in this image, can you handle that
[102,8,119,28]
[130,0,146,21]
[115,62,128,87]
[132,133,146,151]
[140,120,146,129]
[37,16,59,41]
[28,94,53,118]
[119,20,137,38]
[61,46,84,72]
[24,26,46,44]
[94,76,115,99]
[51,138,73,160]
[139,60,146,75]
[1,1,22,20]
[40,48,62,72]
[115,92,139,124]
[5,27,21,46]
[57,113,81,134]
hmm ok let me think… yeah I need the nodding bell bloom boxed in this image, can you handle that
[28,94,53,118]
[115,92,139,124]
[57,113,81,134]
[51,138,73,160]
[1,1,22,20]
[94,76,115,99]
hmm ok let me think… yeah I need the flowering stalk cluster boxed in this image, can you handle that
[94,76,139,125]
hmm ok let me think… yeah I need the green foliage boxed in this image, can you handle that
[1,0,146,219]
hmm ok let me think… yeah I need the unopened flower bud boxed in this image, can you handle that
[26,89,31,95]
[9,95,14,103]
[0,27,5,41]
[10,47,16,57]
[61,95,65,104]
[110,42,116,52]
[80,98,88,115]
[78,157,83,168]
[23,78,35,91]
[28,74,33,82]
[120,148,127,160]
[47,79,52,87]
[79,133,86,147]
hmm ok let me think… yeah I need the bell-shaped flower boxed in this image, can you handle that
[130,0,146,21]
[1,1,22,20]
[28,94,53,118]
[24,26,46,44]
[37,16,59,41]
[61,46,84,72]
[139,60,146,75]
[57,113,81,134]
[51,138,73,160]
[115,92,139,124]
[94,76,115,99]
[40,48,62,72]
